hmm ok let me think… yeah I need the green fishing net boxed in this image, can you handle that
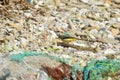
[84,59,120,80]
[10,51,120,80]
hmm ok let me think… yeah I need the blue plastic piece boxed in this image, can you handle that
[27,0,31,3]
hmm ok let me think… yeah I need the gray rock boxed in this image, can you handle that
[37,70,49,80]
[0,69,10,80]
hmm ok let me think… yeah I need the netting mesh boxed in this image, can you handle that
[10,51,120,80]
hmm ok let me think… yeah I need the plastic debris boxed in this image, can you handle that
[83,59,120,80]
[27,0,33,3]
[10,51,120,80]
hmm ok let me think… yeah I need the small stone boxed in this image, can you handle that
[114,0,120,4]
[99,28,107,33]
[37,70,49,80]
[80,60,86,67]
[49,30,58,39]
[104,49,115,54]
[89,34,96,40]
[55,27,64,32]
[34,5,40,9]
[70,7,77,12]
[105,54,115,59]
[0,69,10,80]
[61,54,71,59]
[103,37,117,43]
[102,31,118,43]
[24,10,32,17]
[104,0,111,7]
[6,77,17,80]
[112,23,120,28]
[20,38,28,49]
[95,47,102,52]
[117,17,120,22]
[115,36,120,41]
[46,0,61,6]
[89,29,99,39]
[81,0,89,3]
[61,23,68,29]
[109,27,119,36]
[37,0,44,5]
[107,77,112,80]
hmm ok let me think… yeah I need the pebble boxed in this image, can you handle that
[20,38,28,49]
[115,36,120,41]
[0,69,10,80]
[34,5,40,9]
[114,0,120,4]
[61,54,71,59]
[80,60,86,67]
[112,23,120,28]
[80,0,89,3]
[6,77,17,80]
[117,17,120,22]
[104,49,115,54]
[24,12,32,17]
[107,77,112,80]
[37,0,44,5]
[109,27,119,36]
[37,70,49,80]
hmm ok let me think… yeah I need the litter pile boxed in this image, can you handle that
[1,51,120,80]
